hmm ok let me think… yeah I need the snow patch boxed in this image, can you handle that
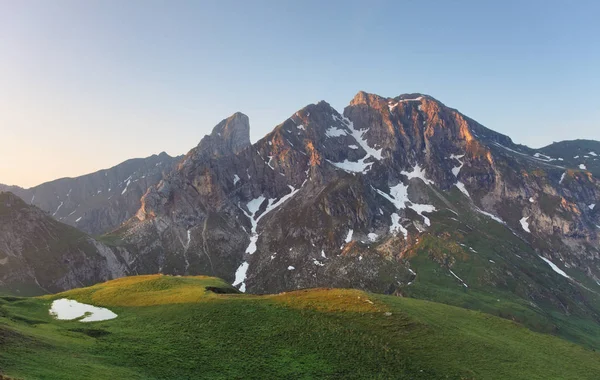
[389,213,408,238]
[348,144,359,149]
[185,230,191,250]
[589,151,598,156]
[52,201,64,216]
[455,182,470,198]
[288,266,295,270]
[327,115,382,174]
[520,216,531,233]
[388,97,424,111]
[450,155,470,197]
[449,270,468,288]
[539,256,571,279]
[589,204,595,210]
[475,208,505,224]
[325,126,346,138]
[233,262,249,292]
[233,174,240,185]
[313,259,324,267]
[529,197,535,203]
[559,172,566,184]
[367,233,378,242]
[296,124,305,130]
[409,204,435,226]
[374,183,436,228]
[50,299,117,322]
[579,164,587,170]
[374,183,409,210]
[328,158,373,174]
[75,217,82,223]
[321,250,327,258]
[401,164,434,185]
[450,154,465,177]
[345,229,354,243]
[533,153,556,162]
[121,179,131,195]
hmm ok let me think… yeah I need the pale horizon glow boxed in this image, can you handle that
[1,0,599,187]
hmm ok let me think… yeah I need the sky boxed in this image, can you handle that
[1,0,599,187]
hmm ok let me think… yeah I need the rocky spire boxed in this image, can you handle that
[195,112,251,158]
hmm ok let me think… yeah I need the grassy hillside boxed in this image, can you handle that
[396,187,600,351]
[1,275,599,379]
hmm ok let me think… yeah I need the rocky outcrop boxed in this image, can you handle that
[192,112,251,160]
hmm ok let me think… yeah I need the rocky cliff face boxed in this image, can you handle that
[0,152,181,235]
[0,192,129,295]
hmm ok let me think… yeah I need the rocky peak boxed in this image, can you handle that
[349,91,388,108]
[194,112,251,159]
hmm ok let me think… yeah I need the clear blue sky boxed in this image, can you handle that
[1,0,599,187]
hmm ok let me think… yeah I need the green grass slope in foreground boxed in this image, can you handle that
[1,275,599,379]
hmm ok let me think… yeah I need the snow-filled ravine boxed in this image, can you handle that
[233,185,301,292]
[49,299,117,322]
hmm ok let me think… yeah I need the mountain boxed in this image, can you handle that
[538,139,600,177]
[0,152,182,235]
[120,92,600,289]
[1,275,599,379]
[113,91,600,348]
[0,192,129,296]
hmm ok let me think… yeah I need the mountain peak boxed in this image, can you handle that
[350,91,442,107]
[349,91,388,107]
[196,112,251,158]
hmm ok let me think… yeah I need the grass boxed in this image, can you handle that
[1,275,600,379]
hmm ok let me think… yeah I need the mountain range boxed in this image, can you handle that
[1,91,599,349]
[0,152,181,235]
